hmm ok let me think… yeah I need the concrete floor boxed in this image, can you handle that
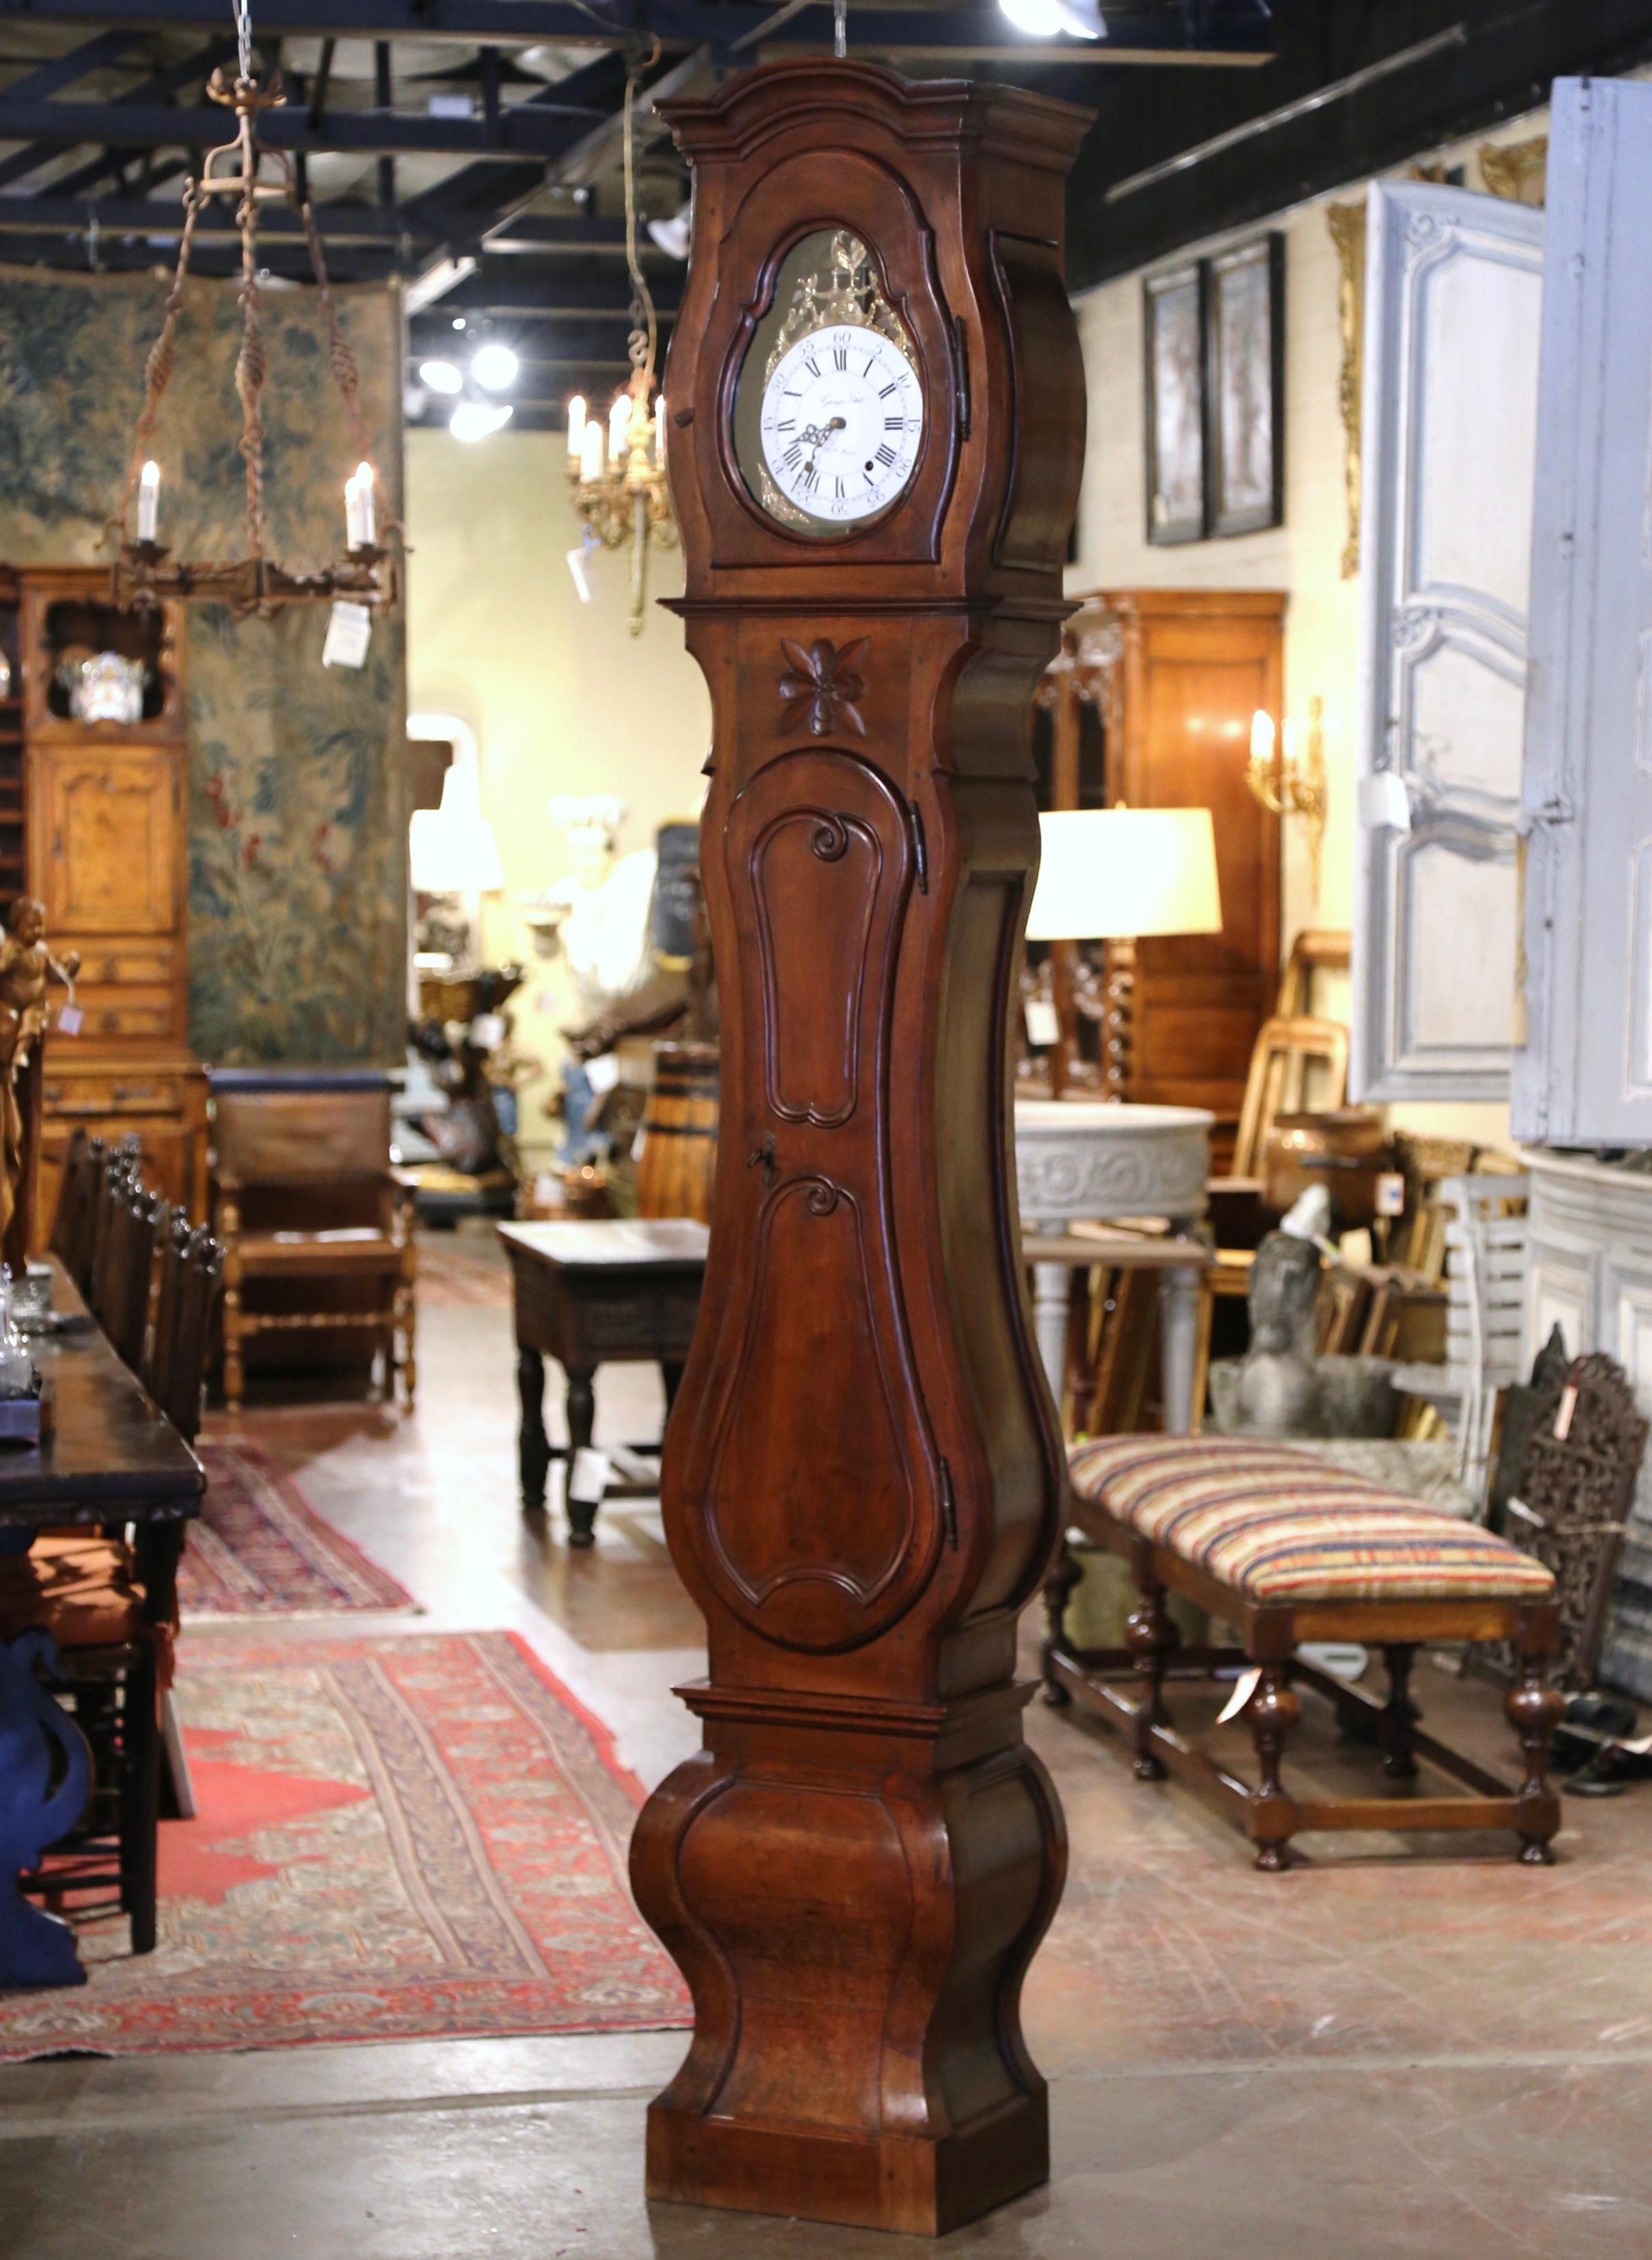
[5,1226,1652,2259]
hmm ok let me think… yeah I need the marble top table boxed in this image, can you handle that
[1014,1100,1214,1435]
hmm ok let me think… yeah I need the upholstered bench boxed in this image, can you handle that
[1044,1435,1564,1870]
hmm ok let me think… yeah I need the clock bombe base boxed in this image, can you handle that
[645,2092,1050,2239]
[631,1684,1063,2237]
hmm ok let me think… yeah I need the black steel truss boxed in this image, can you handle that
[0,0,1279,428]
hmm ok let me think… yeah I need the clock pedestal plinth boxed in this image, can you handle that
[630,61,1091,2237]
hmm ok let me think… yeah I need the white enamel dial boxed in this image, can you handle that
[758,324,924,527]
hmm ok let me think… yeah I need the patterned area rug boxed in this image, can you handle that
[416,1228,512,1308]
[0,1631,689,2059]
[182,1444,415,1618]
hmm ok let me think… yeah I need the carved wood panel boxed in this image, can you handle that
[685,741,940,1650]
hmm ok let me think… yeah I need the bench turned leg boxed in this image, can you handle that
[1507,1653,1565,1865]
[1040,1542,1083,1707]
[1380,1643,1419,1779]
[1250,1663,1300,1871]
[1124,1580,1180,1779]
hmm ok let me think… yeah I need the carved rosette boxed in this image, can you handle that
[777,635,869,737]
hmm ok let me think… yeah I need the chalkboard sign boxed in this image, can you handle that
[652,820,702,967]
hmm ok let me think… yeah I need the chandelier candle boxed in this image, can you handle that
[345,464,376,551]
[567,395,586,462]
[137,460,161,543]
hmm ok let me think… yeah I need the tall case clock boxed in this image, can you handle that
[630,58,1091,2237]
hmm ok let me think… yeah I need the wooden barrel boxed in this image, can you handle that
[634,1042,720,1223]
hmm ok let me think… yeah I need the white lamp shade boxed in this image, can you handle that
[410,769,505,893]
[1027,807,1223,941]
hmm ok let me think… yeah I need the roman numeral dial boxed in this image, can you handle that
[755,321,924,531]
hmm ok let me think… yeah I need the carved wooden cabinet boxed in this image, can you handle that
[18,570,205,1226]
[628,59,1087,2238]
[1032,588,1283,1143]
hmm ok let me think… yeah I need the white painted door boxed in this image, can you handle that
[1350,181,1545,1104]
[1515,78,1652,1147]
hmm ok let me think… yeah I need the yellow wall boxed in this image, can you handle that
[1068,110,1560,1156]
[405,426,712,1164]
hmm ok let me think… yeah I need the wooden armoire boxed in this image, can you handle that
[1032,587,1283,1153]
[8,569,205,1229]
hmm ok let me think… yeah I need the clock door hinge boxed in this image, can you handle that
[907,798,928,893]
[939,1457,958,1549]
[952,317,971,442]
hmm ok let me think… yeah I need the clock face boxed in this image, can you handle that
[758,326,924,528]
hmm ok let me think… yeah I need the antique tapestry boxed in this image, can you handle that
[0,264,405,1064]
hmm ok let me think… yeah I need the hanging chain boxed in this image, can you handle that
[834,0,848,57]
[622,44,660,390]
[233,0,255,82]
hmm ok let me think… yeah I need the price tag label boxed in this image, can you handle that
[568,1447,610,1507]
[1375,1171,1406,1218]
[1554,1382,1578,1441]
[322,599,372,670]
[56,1004,83,1036]
[1024,998,1060,1048]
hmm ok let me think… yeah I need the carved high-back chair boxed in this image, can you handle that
[87,1147,144,1341]
[47,1124,91,1264]
[144,1216,224,1444]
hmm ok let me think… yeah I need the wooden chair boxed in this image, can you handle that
[210,1081,416,1415]
[1207,1016,1350,1310]
[1391,1174,1531,1502]
[144,1215,225,1443]
[87,1154,149,1354]
[46,1124,91,1264]
[1274,929,1351,1020]
[18,1219,222,1956]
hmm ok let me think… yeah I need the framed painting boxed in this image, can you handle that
[1206,233,1284,538]
[1143,263,1206,545]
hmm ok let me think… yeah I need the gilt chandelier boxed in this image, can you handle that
[563,53,677,637]
[107,0,397,614]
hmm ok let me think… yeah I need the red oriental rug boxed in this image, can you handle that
[0,1631,689,2059]
[182,1444,416,1617]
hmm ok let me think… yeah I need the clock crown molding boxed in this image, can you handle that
[659,57,1093,175]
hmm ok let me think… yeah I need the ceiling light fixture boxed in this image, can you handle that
[562,51,679,635]
[452,400,514,443]
[646,199,693,261]
[106,0,396,614]
[418,358,464,395]
[997,0,1105,36]
[470,342,519,393]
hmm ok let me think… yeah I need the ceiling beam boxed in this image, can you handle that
[0,0,692,40]
[0,33,233,189]
[0,193,432,243]
[0,91,616,158]
[418,263,685,314]
[0,27,142,102]
[410,315,662,361]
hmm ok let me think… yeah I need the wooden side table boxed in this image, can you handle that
[496,1219,708,1544]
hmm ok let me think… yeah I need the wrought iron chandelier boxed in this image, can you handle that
[107,0,397,614]
[563,55,677,637]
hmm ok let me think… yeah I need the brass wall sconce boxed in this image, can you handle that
[1247,696,1328,901]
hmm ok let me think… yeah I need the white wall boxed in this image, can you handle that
[1068,110,1561,1153]
[405,426,713,1164]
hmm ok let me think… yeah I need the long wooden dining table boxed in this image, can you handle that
[0,1255,203,1989]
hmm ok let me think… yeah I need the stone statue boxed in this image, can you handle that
[1211,1188,1399,1439]
[0,898,79,1259]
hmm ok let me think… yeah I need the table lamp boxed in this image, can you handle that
[1026,805,1223,1098]
[410,764,505,969]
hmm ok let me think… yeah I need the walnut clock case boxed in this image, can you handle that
[629,61,1091,2237]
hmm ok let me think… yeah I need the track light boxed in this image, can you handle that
[451,401,514,442]
[471,343,519,392]
[418,358,464,395]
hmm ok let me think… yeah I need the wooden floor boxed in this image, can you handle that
[5,1222,1652,2259]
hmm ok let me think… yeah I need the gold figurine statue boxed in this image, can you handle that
[0,898,79,1261]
